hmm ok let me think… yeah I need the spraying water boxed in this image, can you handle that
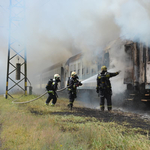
[81,75,97,84]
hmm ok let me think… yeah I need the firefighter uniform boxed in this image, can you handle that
[67,72,82,109]
[96,66,120,111]
[45,74,60,106]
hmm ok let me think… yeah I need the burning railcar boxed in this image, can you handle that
[35,40,150,107]
[124,41,150,103]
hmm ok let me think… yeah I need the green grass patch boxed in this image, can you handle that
[0,95,150,150]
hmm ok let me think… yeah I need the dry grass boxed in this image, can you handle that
[0,94,150,150]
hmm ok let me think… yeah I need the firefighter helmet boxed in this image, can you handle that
[54,74,60,80]
[71,71,77,77]
[101,66,107,71]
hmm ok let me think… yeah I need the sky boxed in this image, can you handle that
[0,0,150,94]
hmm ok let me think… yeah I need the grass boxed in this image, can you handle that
[0,94,150,150]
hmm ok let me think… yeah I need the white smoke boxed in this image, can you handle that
[0,0,150,94]
[109,41,127,95]
[113,0,150,45]
[0,49,7,94]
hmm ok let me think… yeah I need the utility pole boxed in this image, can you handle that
[5,0,27,98]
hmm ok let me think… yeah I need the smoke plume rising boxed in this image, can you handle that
[0,0,150,95]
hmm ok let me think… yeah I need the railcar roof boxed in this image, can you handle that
[65,53,82,66]
[43,62,63,72]
[125,40,134,45]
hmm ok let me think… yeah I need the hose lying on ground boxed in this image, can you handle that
[12,87,67,104]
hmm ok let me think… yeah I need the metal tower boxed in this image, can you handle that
[5,0,27,99]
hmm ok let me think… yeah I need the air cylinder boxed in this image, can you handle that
[16,63,21,80]
[29,86,32,95]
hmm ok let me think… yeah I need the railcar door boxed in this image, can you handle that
[146,47,150,88]
[124,43,134,89]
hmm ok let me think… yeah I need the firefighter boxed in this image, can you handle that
[96,66,121,111]
[67,71,82,110]
[45,74,61,106]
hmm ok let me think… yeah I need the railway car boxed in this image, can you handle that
[35,39,150,108]
[35,40,123,105]
[124,41,150,104]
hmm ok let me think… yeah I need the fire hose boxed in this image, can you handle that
[12,87,67,104]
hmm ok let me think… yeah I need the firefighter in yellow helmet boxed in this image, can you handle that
[45,74,61,106]
[67,71,82,110]
[96,66,121,111]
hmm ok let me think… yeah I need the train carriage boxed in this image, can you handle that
[35,39,150,107]
[124,41,150,103]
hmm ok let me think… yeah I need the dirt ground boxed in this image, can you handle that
[57,91,150,132]
[51,106,150,135]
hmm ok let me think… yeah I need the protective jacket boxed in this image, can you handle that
[97,71,119,93]
[46,79,58,95]
[96,70,120,111]
[67,77,82,94]
[45,79,59,105]
[67,77,82,109]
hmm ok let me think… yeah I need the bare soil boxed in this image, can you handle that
[50,106,150,135]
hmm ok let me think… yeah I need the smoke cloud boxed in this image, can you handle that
[0,0,150,94]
